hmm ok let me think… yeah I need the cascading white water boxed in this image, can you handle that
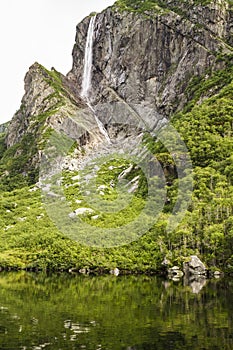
[81,15,96,99]
[81,15,111,144]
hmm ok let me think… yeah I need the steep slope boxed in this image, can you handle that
[0,0,233,273]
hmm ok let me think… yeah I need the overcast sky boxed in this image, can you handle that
[0,0,115,124]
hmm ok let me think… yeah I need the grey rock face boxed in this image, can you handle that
[5,63,86,149]
[4,63,88,174]
[5,63,106,172]
[183,255,207,276]
[67,0,232,124]
[165,0,232,40]
[6,63,57,148]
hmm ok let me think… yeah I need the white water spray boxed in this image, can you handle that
[81,15,111,143]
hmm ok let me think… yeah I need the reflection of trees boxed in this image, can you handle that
[0,273,232,350]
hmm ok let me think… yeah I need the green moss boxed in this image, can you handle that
[0,132,39,190]
[39,64,79,107]
[0,133,6,159]
[114,0,211,13]
[114,0,232,18]
[114,0,169,15]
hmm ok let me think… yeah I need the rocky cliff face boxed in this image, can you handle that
[67,0,232,121]
[6,63,83,148]
[2,0,233,180]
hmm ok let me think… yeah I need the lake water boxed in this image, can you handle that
[0,272,232,350]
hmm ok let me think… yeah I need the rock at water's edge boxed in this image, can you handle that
[183,255,207,276]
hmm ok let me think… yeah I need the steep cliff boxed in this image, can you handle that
[68,0,233,121]
[3,0,233,180]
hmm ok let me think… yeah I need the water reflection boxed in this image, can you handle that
[0,272,232,349]
[182,276,207,294]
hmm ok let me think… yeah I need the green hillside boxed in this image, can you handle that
[0,59,232,274]
[0,0,233,274]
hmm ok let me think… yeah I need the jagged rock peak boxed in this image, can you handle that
[5,62,83,148]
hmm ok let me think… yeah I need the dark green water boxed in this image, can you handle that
[0,272,232,350]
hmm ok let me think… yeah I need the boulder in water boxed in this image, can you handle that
[168,266,184,279]
[110,268,120,276]
[183,255,207,276]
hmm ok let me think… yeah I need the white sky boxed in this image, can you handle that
[0,0,115,124]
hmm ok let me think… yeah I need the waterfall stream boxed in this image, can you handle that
[81,15,111,144]
[81,15,96,99]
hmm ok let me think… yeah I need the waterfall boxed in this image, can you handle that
[81,15,111,144]
[81,15,96,99]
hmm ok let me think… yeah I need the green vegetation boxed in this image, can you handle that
[114,0,168,14]
[149,62,233,273]
[0,184,164,272]
[114,0,233,24]
[1,60,233,273]
[114,0,231,14]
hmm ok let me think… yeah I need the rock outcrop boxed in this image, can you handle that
[183,255,207,276]
[6,63,85,149]
[3,63,106,177]
[0,122,9,134]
